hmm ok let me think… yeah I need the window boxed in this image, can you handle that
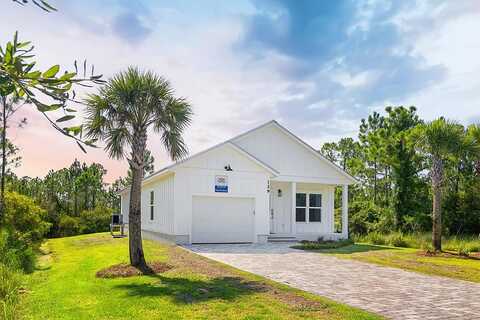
[309,194,322,222]
[149,191,155,220]
[296,193,306,222]
[295,192,322,223]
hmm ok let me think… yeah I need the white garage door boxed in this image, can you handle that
[192,196,254,243]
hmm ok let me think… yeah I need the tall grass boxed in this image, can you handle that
[355,232,480,253]
[0,264,22,320]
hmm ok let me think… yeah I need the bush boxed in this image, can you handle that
[0,192,50,320]
[293,239,354,251]
[79,206,113,234]
[349,201,394,236]
[3,191,50,247]
[58,216,81,237]
[0,229,36,274]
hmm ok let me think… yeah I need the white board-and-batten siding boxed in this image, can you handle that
[233,123,352,185]
[139,174,175,235]
[172,143,271,242]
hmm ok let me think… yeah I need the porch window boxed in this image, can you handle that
[295,192,322,222]
[309,194,322,222]
[295,193,306,222]
[149,191,155,220]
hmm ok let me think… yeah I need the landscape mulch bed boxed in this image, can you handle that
[417,250,480,260]
[96,261,173,278]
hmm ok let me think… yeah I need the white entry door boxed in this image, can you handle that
[270,182,291,234]
[192,196,254,243]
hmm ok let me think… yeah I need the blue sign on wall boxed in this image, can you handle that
[215,175,228,193]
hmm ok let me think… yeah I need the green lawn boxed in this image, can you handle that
[21,233,381,320]
[305,243,480,283]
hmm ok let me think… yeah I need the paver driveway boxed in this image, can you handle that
[185,243,480,320]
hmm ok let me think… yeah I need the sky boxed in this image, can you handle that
[1,0,480,183]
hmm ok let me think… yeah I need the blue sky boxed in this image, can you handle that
[1,0,480,181]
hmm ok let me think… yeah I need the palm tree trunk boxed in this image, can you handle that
[128,131,148,270]
[431,156,443,252]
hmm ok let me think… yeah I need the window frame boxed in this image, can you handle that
[295,192,322,223]
[149,190,155,221]
[295,193,307,222]
[308,193,322,222]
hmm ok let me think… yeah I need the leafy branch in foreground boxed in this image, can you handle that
[12,0,57,12]
[0,31,105,150]
[0,31,105,220]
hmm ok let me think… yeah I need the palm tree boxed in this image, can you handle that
[84,67,192,269]
[412,118,477,251]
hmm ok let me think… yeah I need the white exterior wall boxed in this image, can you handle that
[233,123,352,185]
[173,143,271,243]
[120,190,130,222]
[270,181,335,239]
[140,174,175,235]
[295,183,335,237]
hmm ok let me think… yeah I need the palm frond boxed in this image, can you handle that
[83,67,193,163]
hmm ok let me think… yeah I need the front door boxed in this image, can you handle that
[269,182,291,234]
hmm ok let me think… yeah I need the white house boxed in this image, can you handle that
[120,120,356,244]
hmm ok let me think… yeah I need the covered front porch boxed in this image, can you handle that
[268,180,349,242]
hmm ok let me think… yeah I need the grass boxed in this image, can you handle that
[355,232,480,254]
[299,243,480,283]
[0,264,23,320]
[21,233,382,320]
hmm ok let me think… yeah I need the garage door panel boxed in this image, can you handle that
[192,196,254,243]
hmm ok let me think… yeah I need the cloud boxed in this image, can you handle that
[111,12,152,43]
[1,0,479,182]
[237,0,449,139]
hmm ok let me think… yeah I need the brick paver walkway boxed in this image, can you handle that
[185,243,480,320]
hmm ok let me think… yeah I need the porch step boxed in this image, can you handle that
[268,235,298,243]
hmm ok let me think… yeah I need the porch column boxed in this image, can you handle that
[291,182,296,235]
[341,184,349,239]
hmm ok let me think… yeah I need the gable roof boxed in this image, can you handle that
[120,120,356,193]
[139,139,279,187]
[265,120,357,184]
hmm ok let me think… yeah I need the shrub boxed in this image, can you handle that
[58,216,81,237]
[3,191,50,247]
[0,229,36,274]
[79,206,113,234]
[293,239,354,251]
[349,201,394,236]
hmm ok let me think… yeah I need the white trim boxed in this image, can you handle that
[295,191,323,223]
[119,119,356,194]
[342,184,349,238]
[269,120,357,184]
[291,182,297,235]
